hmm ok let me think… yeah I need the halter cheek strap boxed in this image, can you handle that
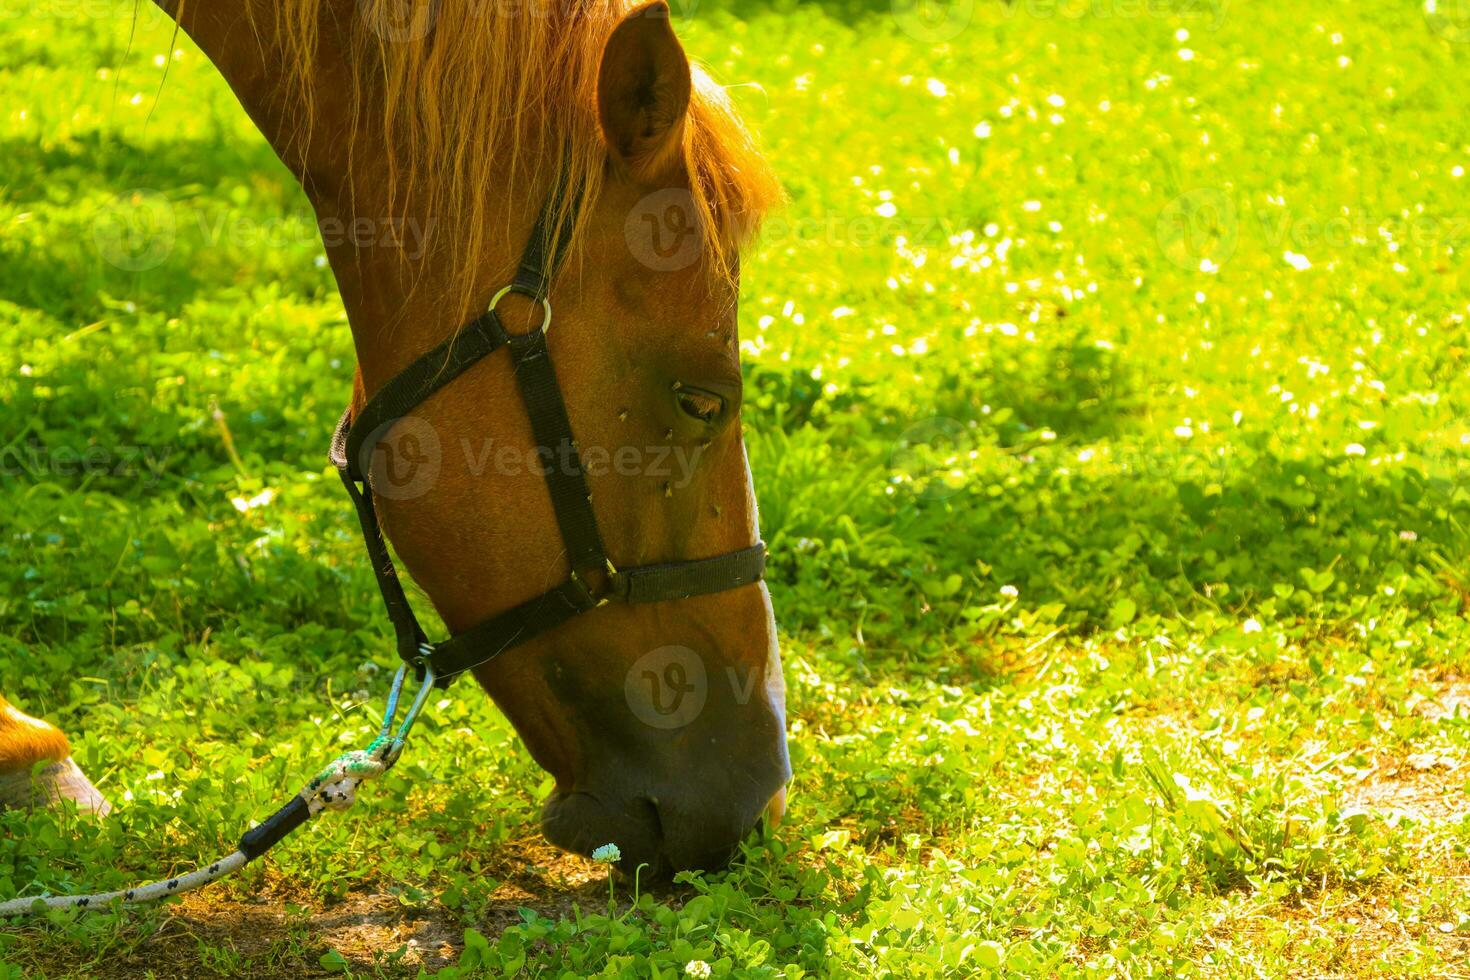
[329,181,767,687]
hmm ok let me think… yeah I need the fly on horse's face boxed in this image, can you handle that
[351,5,791,875]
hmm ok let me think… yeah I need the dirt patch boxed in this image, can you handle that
[10,837,620,979]
[1408,676,1470,722]
[1201,885,1470,980]
[1344,754,1469,829]
[1344,674,1470,829]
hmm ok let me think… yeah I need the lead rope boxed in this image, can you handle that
[0,660,437,917]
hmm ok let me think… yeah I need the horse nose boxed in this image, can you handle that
[649,791,764,872]
[542,770,788,874]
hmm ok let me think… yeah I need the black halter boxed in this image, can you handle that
[329,182,768,688]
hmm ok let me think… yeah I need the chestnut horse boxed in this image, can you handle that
[0,0,789,875]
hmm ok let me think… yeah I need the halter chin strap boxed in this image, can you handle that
[329,180,767,687]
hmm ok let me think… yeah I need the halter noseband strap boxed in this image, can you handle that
[329,182,768,687]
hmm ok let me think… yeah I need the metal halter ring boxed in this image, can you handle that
[489,285,553,334]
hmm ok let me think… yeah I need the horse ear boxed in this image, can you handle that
[598,1,692,181]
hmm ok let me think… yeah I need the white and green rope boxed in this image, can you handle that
[0,850,252,916]
[0,660,436,917]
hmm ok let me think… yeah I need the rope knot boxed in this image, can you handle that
[302,735,403,815]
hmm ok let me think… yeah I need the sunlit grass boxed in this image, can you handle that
[3,0,1470,976]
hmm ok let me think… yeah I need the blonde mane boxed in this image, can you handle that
[271,0,781,311]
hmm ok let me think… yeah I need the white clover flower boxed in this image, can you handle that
[591,843,621,864]
[685,961,712,979]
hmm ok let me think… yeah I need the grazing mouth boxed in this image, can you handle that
[540,789,672,877]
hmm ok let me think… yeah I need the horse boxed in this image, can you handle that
[0,0,790,877]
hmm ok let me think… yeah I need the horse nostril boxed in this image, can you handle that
[641,795,665,842]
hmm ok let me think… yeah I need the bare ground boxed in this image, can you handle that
[8,837,616,979]
[1199,676,1470,979]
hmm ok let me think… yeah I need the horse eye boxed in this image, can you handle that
[676,387,724,424]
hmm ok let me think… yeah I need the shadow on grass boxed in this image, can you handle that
[0,131,307,322]
[764,433,1469,651]
[0,131,287,203]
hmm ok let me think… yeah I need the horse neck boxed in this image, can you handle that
[162,0,552,397]
[322,152,554,399]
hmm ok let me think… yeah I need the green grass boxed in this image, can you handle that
[4,0,1470,976]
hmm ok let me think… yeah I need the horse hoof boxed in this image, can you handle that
[0,757,111,816]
